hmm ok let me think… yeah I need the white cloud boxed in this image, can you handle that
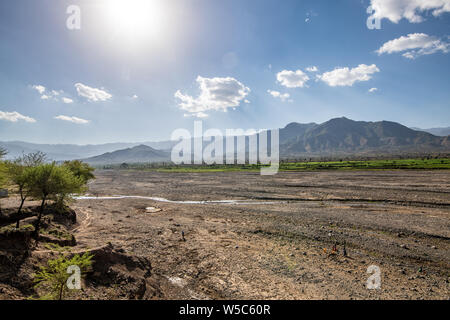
[75,83,112,102]
[132,94,138,99]
[0,111,36,123]
[175,76,250,118]
[276,69,310,88]
[32,85,46,95]
[267,90,291,102]
[54,115,89,124]
[62,97,74,104]
[377,33,449,59]
[317,64,380,87]
[369,87,378,93]
[31,85,64,101]
[369,0,450,23]
[306,66,318,72]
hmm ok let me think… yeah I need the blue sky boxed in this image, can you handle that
[0,0,449,144]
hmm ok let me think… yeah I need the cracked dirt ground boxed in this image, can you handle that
[71,170,450,299]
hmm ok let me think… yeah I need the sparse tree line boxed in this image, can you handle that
[0,147,94,238]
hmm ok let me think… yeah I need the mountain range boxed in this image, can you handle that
[0,140,174,161]
[82,144,170,165]
[280,117,449,156]
[410,127,450,137]
[1,117,449,164]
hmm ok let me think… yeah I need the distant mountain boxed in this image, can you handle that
[82,145,170,164]
[280,122,317,144]
[280,117,449,156]
[0,141,139,160]
[0,140,176,161]
[411,127,450,137]
[1,118,449,164]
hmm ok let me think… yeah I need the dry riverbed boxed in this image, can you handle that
[65,170,450,299]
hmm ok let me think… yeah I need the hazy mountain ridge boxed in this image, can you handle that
[411,127,450,137]
[1,117,449,164]
[82,145,170,164]
[0,141,175,161]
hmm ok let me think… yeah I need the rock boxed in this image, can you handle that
[87,244,154,299]
[145,207,162,213]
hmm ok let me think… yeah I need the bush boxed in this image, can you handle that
[34,252,93,300]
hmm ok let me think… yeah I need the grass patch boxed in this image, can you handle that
[109,158,450,172]
[0,223,34,234]
[43,243,72,252]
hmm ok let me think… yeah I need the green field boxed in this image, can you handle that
[105,158,450,172]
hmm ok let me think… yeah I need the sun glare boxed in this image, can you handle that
[105,0,165,39]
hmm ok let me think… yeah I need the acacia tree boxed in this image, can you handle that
[22,151,46,167]
[7,161,30,228]
[28,163,85,238]
[56,161,94,208]
[62,160,95,184]
[6,152,47,228]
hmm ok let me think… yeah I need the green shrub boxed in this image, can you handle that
[34,252,93,300]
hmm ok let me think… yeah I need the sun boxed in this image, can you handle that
[105,0,165,39]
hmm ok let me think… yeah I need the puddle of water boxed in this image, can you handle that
[74,195,282,205]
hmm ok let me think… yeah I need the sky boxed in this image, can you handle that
[0,0,449,144]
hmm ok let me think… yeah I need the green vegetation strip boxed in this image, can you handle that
[104,158,450,172]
